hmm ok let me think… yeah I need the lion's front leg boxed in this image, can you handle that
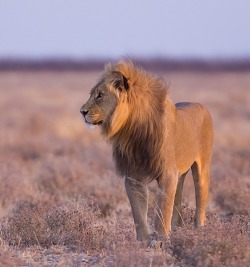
[125,177,150,242]
[154,171,178,237]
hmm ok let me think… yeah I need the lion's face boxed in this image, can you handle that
[80,80,118,127]
[80,71,129,128]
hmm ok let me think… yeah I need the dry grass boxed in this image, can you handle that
[0,70,249,266]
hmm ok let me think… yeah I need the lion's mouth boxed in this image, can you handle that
[84,118,103,127]
[93,120,103,125]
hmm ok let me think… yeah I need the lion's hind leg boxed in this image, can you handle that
[191,161,210,227]
[171,171,188,228]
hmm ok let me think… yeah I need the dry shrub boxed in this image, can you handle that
[215,175,250,215]
[110,244,172,267]
[0,251,23,267]
[35,159,75,195]
[3,142,42,162]
[100,214,174,267]
[212,147,250,215]
[95,202,113,218]
[0,199,105,251]
[46,202,105,250]
[0,200,53,247]
[34,156,86,197]
[170,207,250,267]
[0,163,35,210]
[231,214,250,235]
[19,245,103,266]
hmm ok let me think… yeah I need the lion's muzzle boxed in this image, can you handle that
[80,106,89,117]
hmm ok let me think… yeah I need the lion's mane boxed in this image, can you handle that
[102,61,175,180]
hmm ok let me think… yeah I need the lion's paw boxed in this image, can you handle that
[148,239,163,250]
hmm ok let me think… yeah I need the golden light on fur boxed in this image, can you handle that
[101,60,174,180]
[81,60,214,246]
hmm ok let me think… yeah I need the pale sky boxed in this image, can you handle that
[0,0,250,59]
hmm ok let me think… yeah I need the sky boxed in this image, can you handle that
[0,0,250,59]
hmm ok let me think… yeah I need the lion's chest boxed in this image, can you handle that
[112,145,161,180]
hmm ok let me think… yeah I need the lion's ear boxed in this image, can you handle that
[113,72,129,92]
[122,74,129,90]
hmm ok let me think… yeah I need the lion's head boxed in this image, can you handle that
[80,60,171,179]
[80,65,130,135]
[81,61,169,139]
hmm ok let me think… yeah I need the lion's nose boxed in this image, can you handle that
[80,107,89,117]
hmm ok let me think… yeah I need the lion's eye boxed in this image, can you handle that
[96,92,104,100]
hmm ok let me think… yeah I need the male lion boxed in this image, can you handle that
[80,60,213,245]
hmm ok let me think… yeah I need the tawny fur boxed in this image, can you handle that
[80,60,214,245]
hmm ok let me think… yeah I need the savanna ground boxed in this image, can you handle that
[0,69,249,266]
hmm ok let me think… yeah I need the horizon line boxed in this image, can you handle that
[0,57,250,72]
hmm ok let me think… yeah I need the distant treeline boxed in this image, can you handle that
[0,58,250,72]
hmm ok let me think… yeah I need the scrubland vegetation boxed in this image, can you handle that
[0,70,249,266]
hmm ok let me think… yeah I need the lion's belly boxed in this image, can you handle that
[174,134,199,175]
[176,150,197,175]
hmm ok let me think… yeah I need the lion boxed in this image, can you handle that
[80,60,213,245]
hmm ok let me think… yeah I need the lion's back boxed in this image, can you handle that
[175,102,213,142]
[175,102,212,129]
